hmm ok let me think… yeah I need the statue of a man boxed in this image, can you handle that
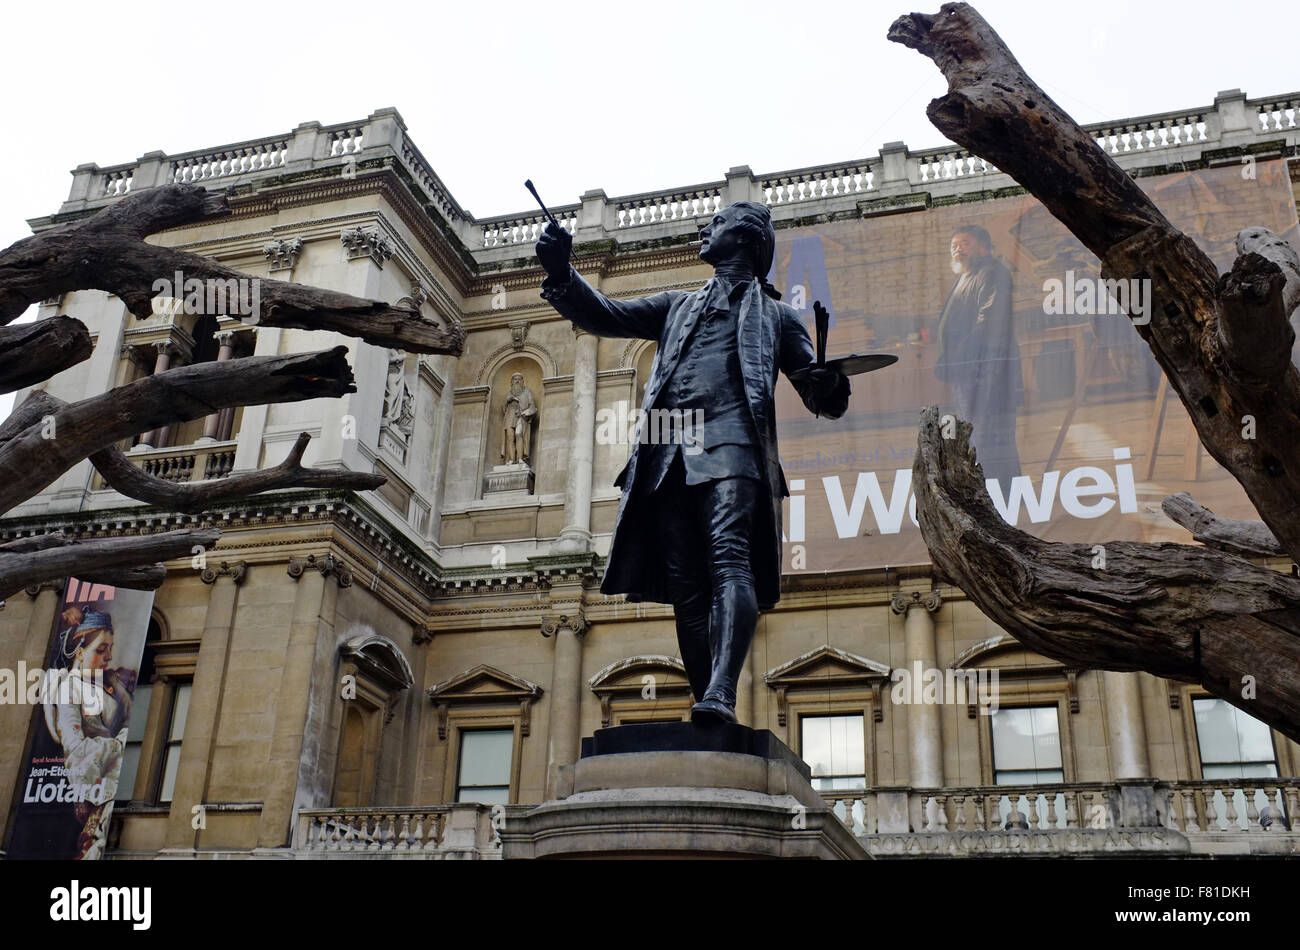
[536,202,850,725]
[383,351,414,436]
[501,372,537,464]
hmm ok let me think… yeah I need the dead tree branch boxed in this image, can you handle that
[913,407,1300,744]
[0,528,219,600]
[0,348,359,513]
[889,2,1300,563]
[0,184,465,354]
[90,432,385,513]
[1161,493,1286,559]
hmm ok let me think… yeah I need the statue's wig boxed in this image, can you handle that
[728,201,776,279]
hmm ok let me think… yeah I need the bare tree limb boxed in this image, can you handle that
[1216,253,1295,386]
[0,348,358,513]
[90,431,386,513]
[0,528,219,600]
[0,317,92,393]
[912,406,1300,744]
[888,1,1300,566]
[1161,492,1286,559]
[0,184,465,354]
[1238,226,1300,320]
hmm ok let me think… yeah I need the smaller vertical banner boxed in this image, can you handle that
[6,579,155,859]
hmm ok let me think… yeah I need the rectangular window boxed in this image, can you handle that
[157,682,191,803]
[455,728,514,805]
[1193,698,1282,830]
[991,705,1064,829]
[114,682,152,802]
[991,705,1063,784]
[800,714,866,791]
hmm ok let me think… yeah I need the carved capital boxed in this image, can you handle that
[540,612,587,638]
[263,236,304,273]
[287,553,353,587]
[412,623,435,646]
[200,560,247,586]
[340,226,394,268]
[24,578,65,599]
[395,282,430,313]
[890,590,942,615]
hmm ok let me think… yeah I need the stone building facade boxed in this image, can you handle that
[2,92,1299,858]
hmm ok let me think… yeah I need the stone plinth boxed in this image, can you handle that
[483,461,534,495]
[501,723,868,860]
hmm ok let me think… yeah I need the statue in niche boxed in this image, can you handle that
[500,372,537,465]
[382,350,415,438]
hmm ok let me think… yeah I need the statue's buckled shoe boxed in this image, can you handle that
[691,697,737,726]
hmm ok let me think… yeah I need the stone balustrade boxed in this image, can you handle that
[102,440,237,488]
[54,89,1300,270]
[819,777,1300,856]
[294,803,513,858]
[1161,777,1298,834]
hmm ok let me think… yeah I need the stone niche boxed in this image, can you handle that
[482,356,543,498]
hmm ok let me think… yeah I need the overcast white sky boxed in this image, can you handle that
[2,0,1296,419]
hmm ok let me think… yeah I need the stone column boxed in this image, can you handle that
[1103,671,1151,779]
[138,340,177,449]
[553,327,598,553]
[891,591,944,790]
[542,612,588,799]
[426,357,456,542]
[199,330,237,442]
[258,564,328,847]
[164,562,245,850]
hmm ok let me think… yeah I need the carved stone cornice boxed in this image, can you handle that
[890,590,942,615]
[287,553,353,587]
[540,612,588,638]
[200,560,247,585]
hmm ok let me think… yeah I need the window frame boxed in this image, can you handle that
[798,711,869,791]
[441,710,523,806]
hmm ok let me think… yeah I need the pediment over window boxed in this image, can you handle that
[341,633,415,693]
[589,655,691,727]
[427,665,543,739]
[953,634,1054,671]
[764,646,893,726]
[764,645,891,688]
[951,634,1079,716]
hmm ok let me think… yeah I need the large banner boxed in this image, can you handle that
[772,158,1299,573]
[6,579,154,859]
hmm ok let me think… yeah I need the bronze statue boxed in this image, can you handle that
[536,201,850,724]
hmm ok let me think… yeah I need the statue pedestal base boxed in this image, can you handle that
[501,722,867,860]
[483,462,534,496]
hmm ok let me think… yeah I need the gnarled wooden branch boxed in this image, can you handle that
[913,406,1300,744]
[889,1,1300,567]
[90,431,385,513]
[0,184,465,355]
[0,317,92,393]
[1161,493,1286,559]
[0,528,219,600]
[0,348,358,513]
